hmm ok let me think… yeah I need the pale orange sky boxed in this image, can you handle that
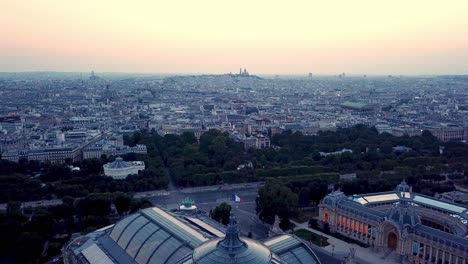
[1,0,468,75]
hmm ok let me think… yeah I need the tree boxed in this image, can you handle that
[130,199,153,213]
[279,218,292,231]
[381,142,393,154]
[27,208,54,238]
[211,202,232,225]
[308,219,318,228]
[181,132,197,145]
[256,180,298,224]
[308,180,328,205]
[75,193,112,217]
[114,192,133,215]
[15,232,44,263]
[113,192,133,215]
[7,201,22,216]
[298,187,310,207]
[40,165,72,182]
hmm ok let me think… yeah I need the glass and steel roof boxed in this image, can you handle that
[263,235,321,264]
[105,157,131,169]
[189,214,277,264]
[81,244,114,264]
[413,195,466,214]
[143,207,209,245]
[345,181,468,219]
[185,217,225,238]
[353,197,368,205]
[362,193,399,203]
[79,207,211,264]
[64,206,323,264]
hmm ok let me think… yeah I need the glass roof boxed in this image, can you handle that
[263,235,291,246]
[125,223,160,258]
[64,207,324,264]
[291,247,318,264]
[81,244,114,264]
[117,216,149,249]
[363,193,399,203]
[413,195,466,214]
[265,235,300,253]
[143,207,208,246]
[264,235,320,264]
[96,224,114,232]
[134,229,171,264]
[185,217,225,238]
[353,197,368,205]
[109,214,139,242]
[165,246,191,264]
[147,237,184,263]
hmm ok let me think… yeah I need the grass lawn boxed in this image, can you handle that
[294,229,329,247]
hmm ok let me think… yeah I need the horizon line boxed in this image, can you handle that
[1,70,467,77]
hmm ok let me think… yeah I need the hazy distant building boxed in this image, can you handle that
[0,136,22,154]
[89,70,100,81]
[239,67,250,76]
[0,116,23,134]
[340,101,371,111]
[82,144,147,159]
[429,126,467,142]
[3,145,81,164]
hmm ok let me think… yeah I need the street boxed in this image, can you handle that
[146,184,271,239]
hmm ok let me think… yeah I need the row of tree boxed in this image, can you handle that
[0,193,152,263]
[2,125,467,204]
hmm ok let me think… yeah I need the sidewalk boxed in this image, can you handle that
[291,220,400,264]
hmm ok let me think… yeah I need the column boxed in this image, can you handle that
[375,228,381,252]
[429,247,433,263]
[421,244,425,262]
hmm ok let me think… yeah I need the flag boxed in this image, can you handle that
[231,194,244,203]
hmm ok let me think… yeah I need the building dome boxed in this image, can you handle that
[322,191,346,207]
[387,200,420,228]
[190,214,283,264]
[103,157,145,179]
[395,180,411,193]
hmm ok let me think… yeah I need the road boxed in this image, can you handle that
[4,181,348,263]
[146,183,270,239]
[0,182,270,238]
[0,182,264,210]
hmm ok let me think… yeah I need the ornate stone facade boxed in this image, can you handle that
[319,181,468,263]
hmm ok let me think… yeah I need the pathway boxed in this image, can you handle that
[291,220,401,264]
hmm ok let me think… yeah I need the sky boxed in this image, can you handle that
[1,0,468,75]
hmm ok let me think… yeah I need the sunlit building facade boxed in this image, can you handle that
[319,181,468,264]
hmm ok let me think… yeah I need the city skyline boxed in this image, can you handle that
[1,0,468,75]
